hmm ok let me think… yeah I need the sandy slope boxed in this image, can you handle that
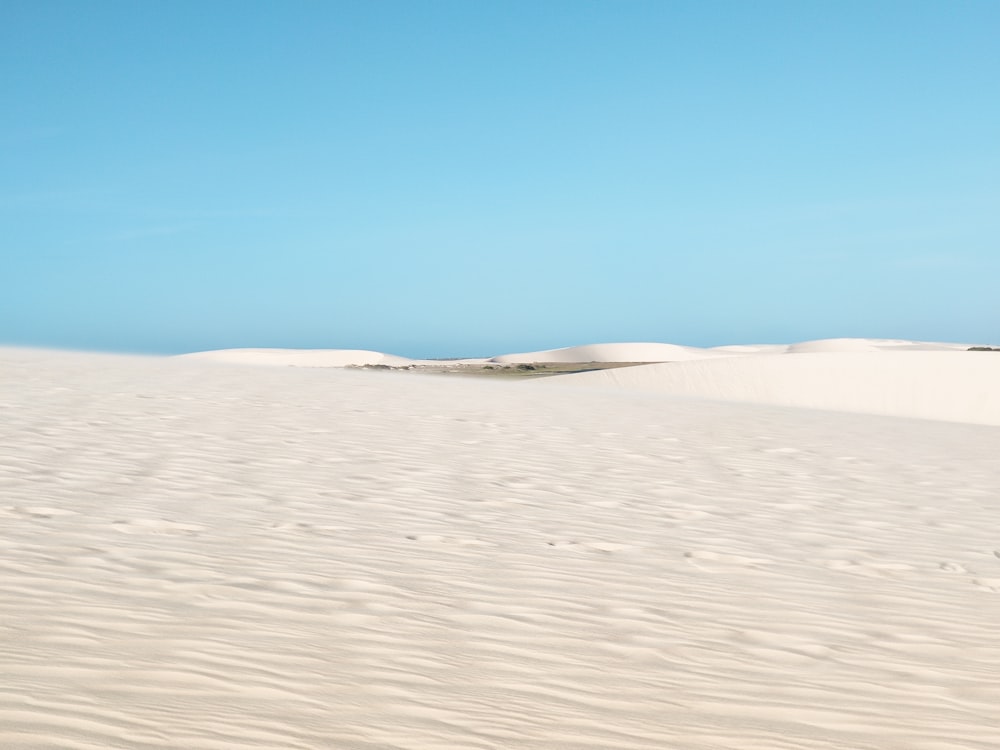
[178,348,428,367]
[179,338,983,368]
[2,347,999,749]
[549,351,1000,426]
[179,342,722,367]
[490,342,725,364]
[784,338,976,354]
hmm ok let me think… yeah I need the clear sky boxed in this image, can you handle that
[3,1,998,356]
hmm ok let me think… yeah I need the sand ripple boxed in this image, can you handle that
[1,349,998,748]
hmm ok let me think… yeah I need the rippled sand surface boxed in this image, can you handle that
[2,348,998,749]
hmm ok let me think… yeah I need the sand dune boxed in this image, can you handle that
[490,342,725,364]
[710,338,977,355]
[179,338,985,369]
[2,346,999,749]
[549,350,1000,425]
[709,343,790,354]
[786,338,882,353]
[178,348,492,368]
[180,342,724,367]
[178,347,418,367]
[784,337,976,354]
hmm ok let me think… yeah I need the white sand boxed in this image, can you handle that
[2,346,999,749]
[177,348,491,368]
[178,347,412,366]
[552,350,1000,426]
[178,342,721,367]
[180,337,984,368]
[490,342,725,363]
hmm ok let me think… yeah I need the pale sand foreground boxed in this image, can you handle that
[2,348,999,749]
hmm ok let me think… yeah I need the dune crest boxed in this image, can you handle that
[548,350,1000,425]
[490,342,725,364]
[179,338,983,369]
[178,347,413,367]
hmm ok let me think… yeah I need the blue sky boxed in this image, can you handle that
[3,0,998,356]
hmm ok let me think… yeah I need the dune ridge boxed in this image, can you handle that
[178,339,998,425]
[178,347,427,367]
[180,337,986,368]
[489,341,725,363]
[549,350,1000,426]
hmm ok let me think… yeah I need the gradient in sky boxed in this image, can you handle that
[3,0,998,356]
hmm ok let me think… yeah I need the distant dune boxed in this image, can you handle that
[178,348,489,368]
[178,342,725,367]
[548,350,1000,425]
[177,347,415,367]
[175,339,998,425]
[489,341,726,363]
[708,343,790,354]
[784,337,974,354]
[172,338,1000,424]
[180,337,983,368]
